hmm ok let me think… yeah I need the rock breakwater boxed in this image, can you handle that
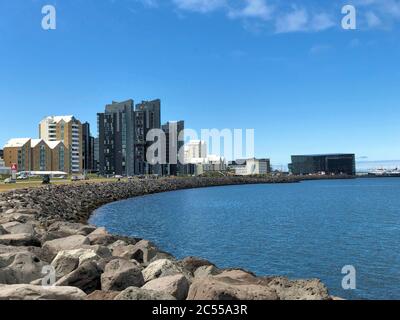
[0,176,336,300]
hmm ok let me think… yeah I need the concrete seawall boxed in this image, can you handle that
[0,176,342,300]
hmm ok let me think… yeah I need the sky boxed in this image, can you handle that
[0,0,400,165]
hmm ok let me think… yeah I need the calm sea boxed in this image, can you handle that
[90,178,400,300]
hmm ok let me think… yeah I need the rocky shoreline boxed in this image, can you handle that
[0,176,338,300]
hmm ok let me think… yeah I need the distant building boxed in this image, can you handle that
[230,158,271,176]
[162,121,184,176]
[290,154,356,176]
[135,99,161,175]
[184,140,207,162]
[39,115,83,173]
[93,137,99,172]
[3,138,68,173]
[0,149,3,160]
[3,138,32,172]
[82,122,95,173]
[97,100,135,176]
[0,154,10,175]
[30,139,52,171]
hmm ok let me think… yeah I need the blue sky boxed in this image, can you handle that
[0,0,399,165]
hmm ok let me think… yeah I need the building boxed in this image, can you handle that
[135,99,161,175]
[290,154,356,176]
[97,100,135,176]
[230,158,271,176]
[30,139,52,171]
[0,149,3,160]
[184,140,207,162]
[3,138,68,174]
[3,138,32,172]
[93,137,99,173]
[0,155,11,176]
[47,141,69,172]
[39,116,83,173]
[82,122,95,173]
[161,121,184,176]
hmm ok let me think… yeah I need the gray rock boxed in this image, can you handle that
[48,221,96,237]
[0,284,87,300]
[0,226,9,236]
[181,256,214,274]
[42,235,91,261]
[0,252,46,284]
[194,265,221,278]
[142,259,185,283]
[263,277,331,300]
[0,233,41,247]
[114,287,176,301]
[2,222,35,235]
[87,228,116,246]
[142,274,190,300]
[55,261,101,294]
[101,258,144,291]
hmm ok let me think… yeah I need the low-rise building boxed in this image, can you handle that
[289,154,356,176]
[3,138,69,174]
[230,158,271,176]
[3,138,32,172]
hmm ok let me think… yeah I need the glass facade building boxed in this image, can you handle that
[290,154,356,176]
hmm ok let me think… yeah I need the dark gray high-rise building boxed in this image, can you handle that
[82,122,95,173]
[97,100,135,176]
[162,121,185,176]
[134,99,161,175]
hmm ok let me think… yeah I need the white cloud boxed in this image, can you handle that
[365,11,382,27]
[228,0,274,21]
[173,0,227,13]
[275,8,308,33]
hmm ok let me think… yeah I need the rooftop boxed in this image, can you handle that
[4,138,31,148]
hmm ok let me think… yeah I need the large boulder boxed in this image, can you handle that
[263,277,331,300]
[1,222,35,235]
[55,261,101,294]
[194,265,221,278]
[42,235,91,261]
[142,274,190,300]
[113,240,159,264]
[48,222,97,237]
[51,249,101,279]
[101,259,144,291]
[0,226,8,236]
[0,252,46,284]
[142,259,185,283]
[0,234,41,247]
[86,290,120,300]
[87,228,116,246]
[187,277,279,300]
[0,284,87,300]
[181,257,214,275]
[114,287,176,301]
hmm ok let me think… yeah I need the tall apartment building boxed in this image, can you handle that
[97,100,135,176]
[162,121,184,176]
[82,122,95,173]
[39,116,83,173]
[93,137,99,172]
[135,99,161,175]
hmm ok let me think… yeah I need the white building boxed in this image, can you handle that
[232,158,271,176]
[184,140,208,163]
